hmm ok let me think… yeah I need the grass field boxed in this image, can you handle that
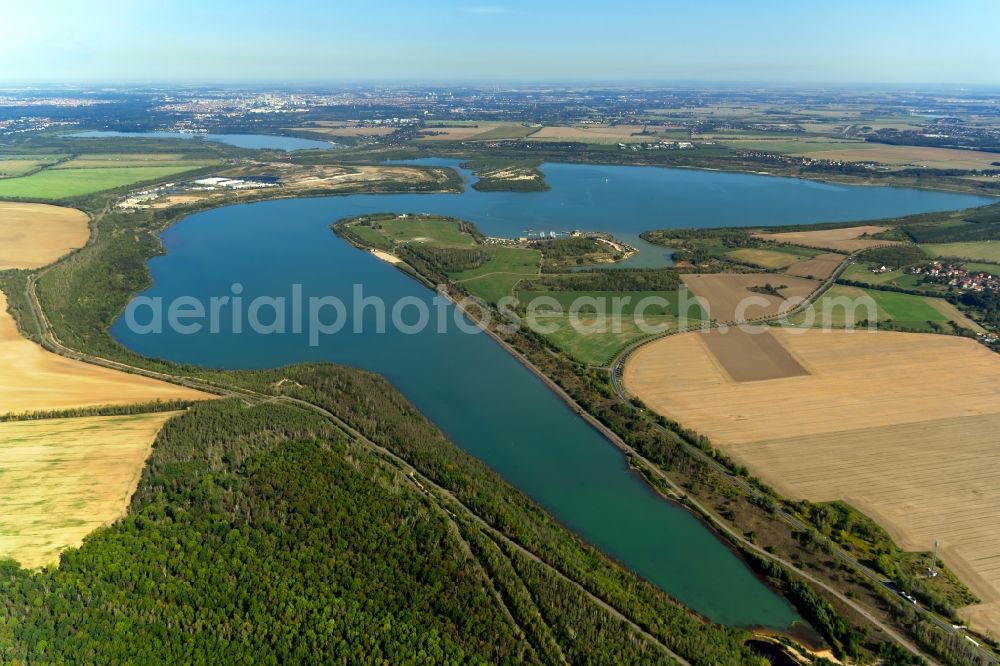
[518,289,706,317]
[0,412,179,568]
[790,284,974,332]
[0,158,60,178]
[624,329,1000,632]
[0,202,90,270]
[374,216,476,246]
[0,165,206,199]
[922,241,1000,263]
[726,247,810,269]
[528,314,679,366]
[963,262,1000,274]
[840,263,926,289]
[450,247,541,303]
[54,154,217,169]
[0,293,208,414]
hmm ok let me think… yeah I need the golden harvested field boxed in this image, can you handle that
[625,329,1000,632]
[755,225,900,252]
[925,297,986,334]
[296,123,397,137]
[726,248,801,269]
[419,125,503,141]
[0,293,207,414]
[0,202,90,270]
[527,124,653,143]
[0,412,178,568]
[681,273,819,322]
[783,252,845,280]
[793,144,1000,170]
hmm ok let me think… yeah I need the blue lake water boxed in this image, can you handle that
[72,130,333,151]
[112,160,990,630]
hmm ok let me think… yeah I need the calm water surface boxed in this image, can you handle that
[73,130,333,151]
[113,161,990,630]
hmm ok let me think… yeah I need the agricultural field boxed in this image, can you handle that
[681,273,819,322]
[0,412,179,568]
[526,313,679,366]
[0,293,207,415]
[517,289,705,318]
[294,121,398,137]
[725,247,814,269]
[53,153,217,169]
[964,262,1000,274]
[451,247,541,303]
[789,284,981,332]
[0,202,90,270]
[793,144,1000,170]
[418,123,534,141]
[717,137,867,154]
[783,252,845,280]
[922,241,1000,263]
[624,328,1000,633]
[755,225,900,253]
[839,263,927,289]
[0,155,64,178]
[716,135,1000,169]
[526,124,660,143]
[0,165,208,199]
[365,215,476,246]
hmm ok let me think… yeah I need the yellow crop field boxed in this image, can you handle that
[680,273,819,322]
[0,202,90,270]
[754,225,899,252]
[0,293,208,414]
[0,412,178,568]
[624,328,1000,632]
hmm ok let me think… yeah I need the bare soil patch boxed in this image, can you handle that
[681,273,819,322]
[699,327,810,382]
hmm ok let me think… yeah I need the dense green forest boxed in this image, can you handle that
[903,205,1000,243]
[856,245,927,267]
[0,366,766,664]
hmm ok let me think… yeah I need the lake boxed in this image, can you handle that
[72,130,333,151]
[112,160,990,631]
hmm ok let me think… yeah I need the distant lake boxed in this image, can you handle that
[113,160,990,633]
[72,130,333,151]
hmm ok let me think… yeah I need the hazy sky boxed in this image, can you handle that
[3,0,999,85]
